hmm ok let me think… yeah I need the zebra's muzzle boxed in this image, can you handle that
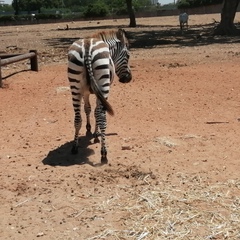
[119,73,132,83]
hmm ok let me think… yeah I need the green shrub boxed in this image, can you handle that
[114,7,128,16]
[62,12,84,20]
[83,2,109,18]
[35,13,62,20]
[0,15,15,22]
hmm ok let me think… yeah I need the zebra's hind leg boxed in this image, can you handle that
[84,94,91,134]
[95,103,108,164]
[71,98,83,154]
[93,105,100,143]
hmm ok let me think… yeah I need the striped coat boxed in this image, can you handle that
[68,29,132,164]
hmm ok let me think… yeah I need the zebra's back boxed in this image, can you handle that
[68,39,111,90]
[68,38,114,115]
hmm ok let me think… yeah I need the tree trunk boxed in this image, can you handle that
[214,0,240,35]
[126,0,136,27]
[14,0,19,15]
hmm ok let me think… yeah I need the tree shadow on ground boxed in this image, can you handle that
[45,22,240,51]
[45,24,126,49]
[128,23,240,49]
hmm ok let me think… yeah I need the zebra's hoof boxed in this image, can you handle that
[94,137,100,143]
[101,156,108,164]
[86,130,92,137]
[86,124,91,132]
[71,146,78,154]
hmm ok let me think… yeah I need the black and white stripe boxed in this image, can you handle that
[67,29,132,164]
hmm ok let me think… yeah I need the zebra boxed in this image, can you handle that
[179,12,189,31]
[67,28,132,164]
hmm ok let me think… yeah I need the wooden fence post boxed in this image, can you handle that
[30,50,38,71]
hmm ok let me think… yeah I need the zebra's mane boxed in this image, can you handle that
[92,29,129,47]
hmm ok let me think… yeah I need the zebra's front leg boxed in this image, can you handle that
[95,104,108,164]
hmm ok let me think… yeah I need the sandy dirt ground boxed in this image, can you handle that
[0,14,240,239]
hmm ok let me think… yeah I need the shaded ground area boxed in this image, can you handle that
[0,14,240,239]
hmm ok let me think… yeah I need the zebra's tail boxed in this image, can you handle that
[84,54,114,116]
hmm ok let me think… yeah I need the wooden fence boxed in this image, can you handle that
[0,50,38,87]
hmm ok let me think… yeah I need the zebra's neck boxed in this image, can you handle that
[104,39,121,63]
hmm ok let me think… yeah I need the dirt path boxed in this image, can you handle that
[0,15,240,239]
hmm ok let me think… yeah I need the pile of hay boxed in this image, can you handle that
[87,173,240,240]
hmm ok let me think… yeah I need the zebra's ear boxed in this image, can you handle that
[117,28,126,38]
[117,28,130,48]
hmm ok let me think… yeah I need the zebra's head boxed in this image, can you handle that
[114,29,132,84]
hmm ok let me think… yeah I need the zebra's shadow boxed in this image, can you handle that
[42,133,96,167]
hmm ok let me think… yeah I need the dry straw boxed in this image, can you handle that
[87,172,240,240]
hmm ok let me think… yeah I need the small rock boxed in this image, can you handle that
[36,232,44,237]
[121,145,133,150]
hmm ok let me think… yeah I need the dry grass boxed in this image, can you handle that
[86,173,240,240]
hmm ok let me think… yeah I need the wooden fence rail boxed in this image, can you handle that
[0,50,38,87]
